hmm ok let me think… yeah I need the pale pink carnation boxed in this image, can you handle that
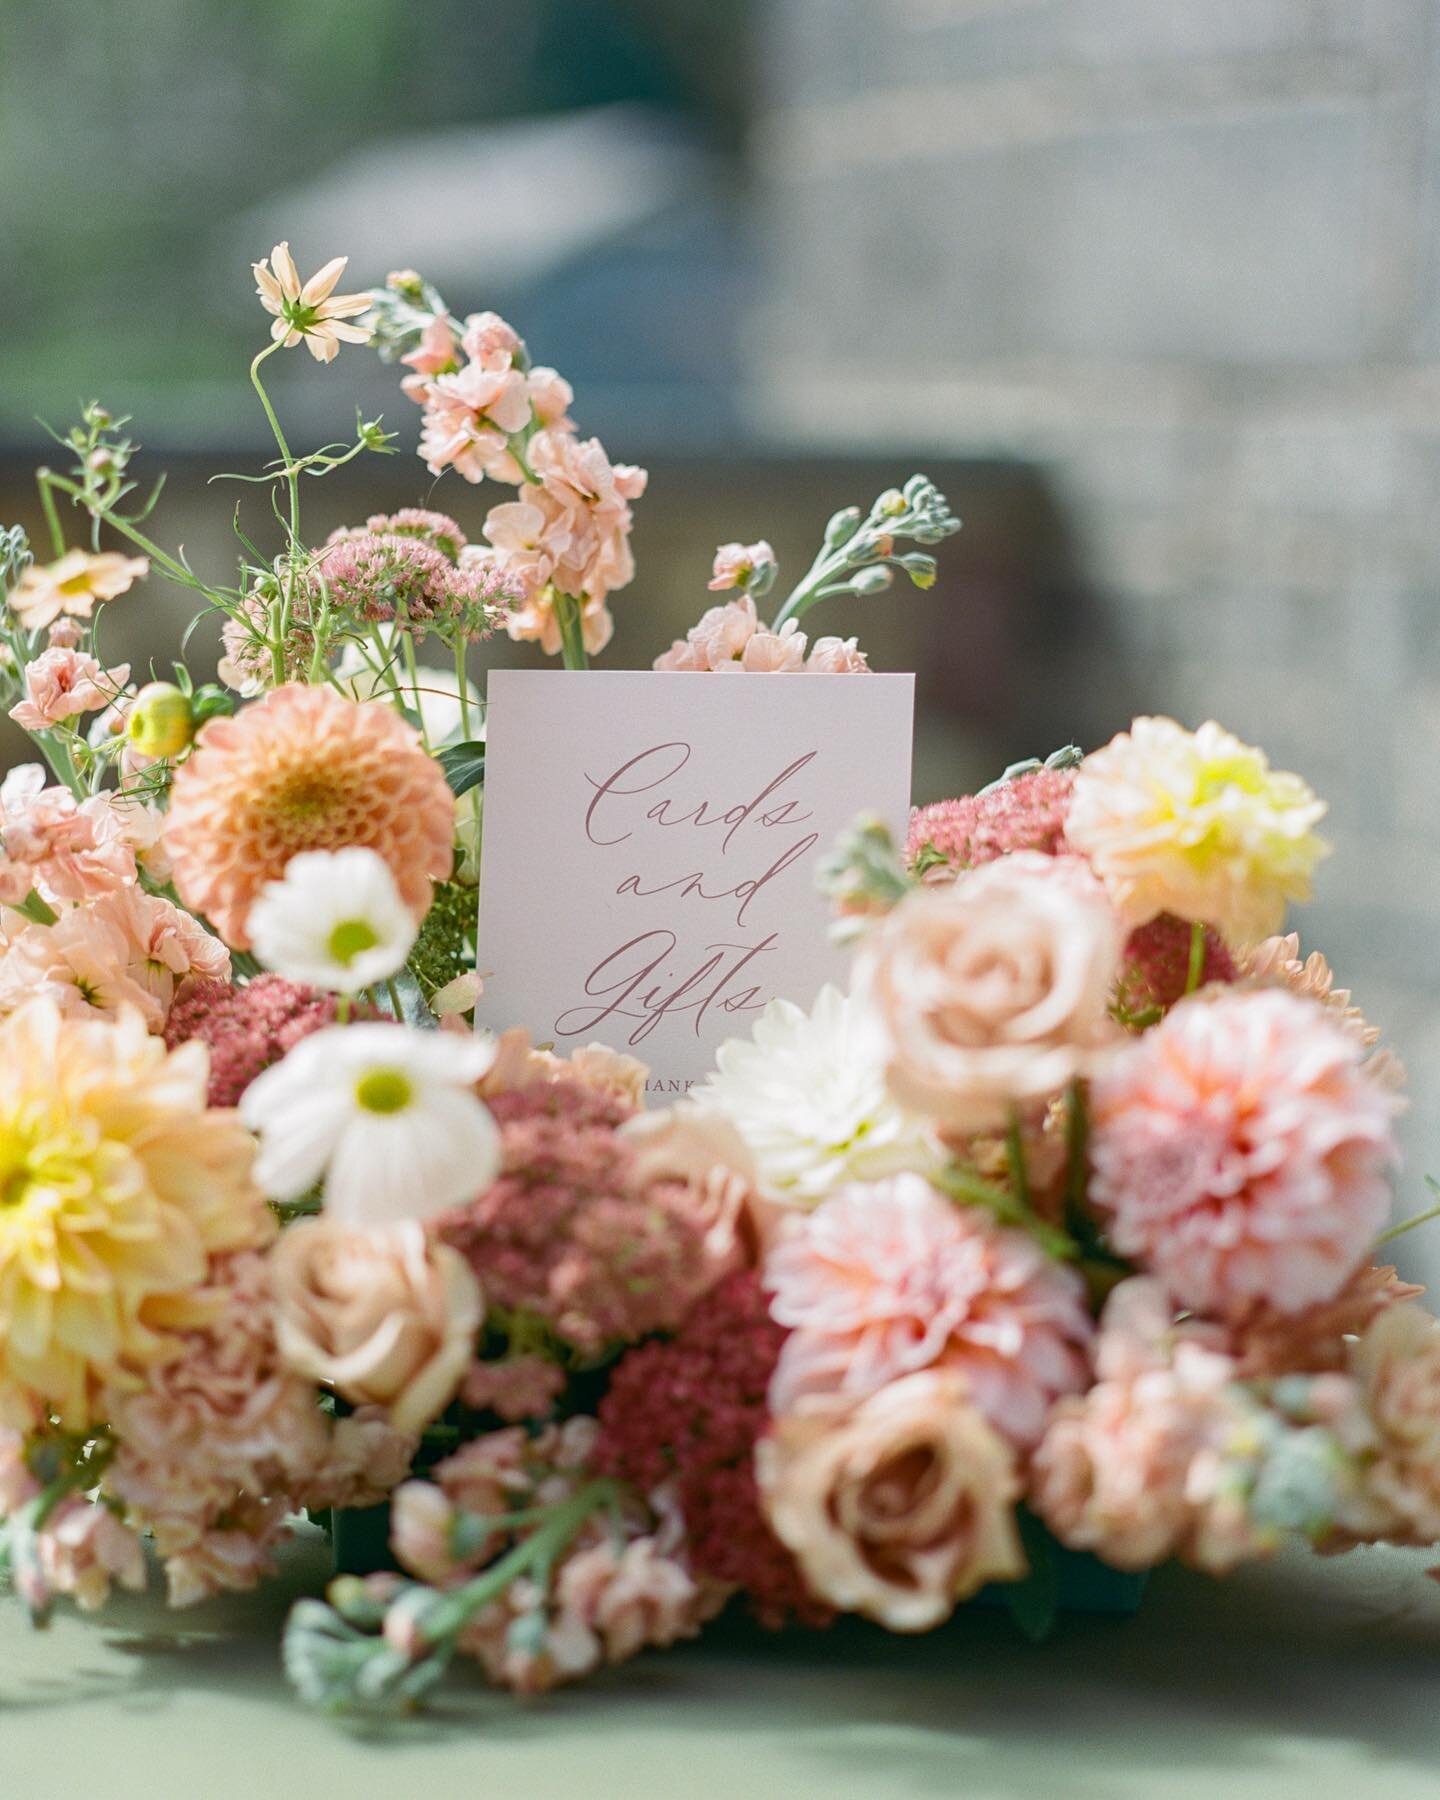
[763,1173,1093,1446]
[1350,1303,1440,1545]
[653,596,758,671]
[708,540,775,592]
[35,1497,147,1613]
[10,647,131,731]
[806,635,871,674]
[1089,989,1400,1318]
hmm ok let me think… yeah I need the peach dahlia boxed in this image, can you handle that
[164,684,454,949]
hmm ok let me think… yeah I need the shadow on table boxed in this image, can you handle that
[3,1533,1437,1792]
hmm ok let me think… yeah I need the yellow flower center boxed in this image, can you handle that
[57,571,96,598]
[354,1067,413,1115]
[328,918,382,967]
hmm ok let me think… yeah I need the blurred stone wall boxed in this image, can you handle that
[754,0,1440,1251]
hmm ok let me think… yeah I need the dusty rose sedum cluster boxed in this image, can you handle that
[858,851,1122,1135]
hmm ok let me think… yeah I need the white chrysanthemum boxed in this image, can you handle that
[240,1023,500,1226]
[249,848,418,992]
[696,984,940,1203]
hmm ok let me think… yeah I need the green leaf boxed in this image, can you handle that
[438,740,485,797]
[1006,1511,1060,1643]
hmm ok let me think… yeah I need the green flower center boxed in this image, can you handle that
[328,918,381,968]
[354,1067,412,1115]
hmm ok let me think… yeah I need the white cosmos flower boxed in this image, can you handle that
[240,1023,501,1226]
[695,983,941,1204]
[249,848,417,993]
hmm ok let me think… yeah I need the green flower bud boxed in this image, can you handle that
[127,681,195,760]
[850,564,895,597]
[878,488,907,517]
[824,506,862,548]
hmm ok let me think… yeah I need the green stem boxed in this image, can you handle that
[1184,920,1207,995]
[1374,1198,1440,1250]
[384,978,405,1021]
[1006,1109,1032,1214]
[34,728,83,798]
[249,343,302,683]
[35,470,66,557]
[396,618,432,751]
[552,588,589,670]
[36,471,225,604]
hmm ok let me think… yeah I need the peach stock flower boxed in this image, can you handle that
[9,647,131,731]
[757,1369,1025,1629]
[1066,717,1329,942]
[270,1219,483,1433]
[764,1173,1093,1445]
[0,1001,270,1431]
[252,242,371,363]
[1089,989,1400,1318]
[164,684,454,948]
[857,852,1123,1135]
[7,550,148,632]
[654,596,759,671]
[0,765,137,905]
[708,540,776,592]
[806,635,871,674]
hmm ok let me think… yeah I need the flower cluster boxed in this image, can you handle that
[2,237,1437,1734]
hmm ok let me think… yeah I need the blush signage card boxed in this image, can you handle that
[475,668,915,1096]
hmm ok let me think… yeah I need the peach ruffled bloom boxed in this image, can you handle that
[857,852,1123,1136]
[0,887,229,1029]
[270,1218,483,1432]
[476,1026,649,1107]
[1241,932,1381,1049]
[722,619,806,673]
[1066,717,1329,943]
[1350,1303,1440,1544]
[758,1369,1025,1630]
[1089,988,1400,1318]
[0,1002,272,1432]
[35,1497,147,1613]
[7,550,148,632]
[764,1173,1093,1446]
[654,596,759,671]
[0,766,137,906]
[163,683,454,949]
[708,540,775,591]
[806,635,871,674]
[9,647,131,731]
[252,241,371,363]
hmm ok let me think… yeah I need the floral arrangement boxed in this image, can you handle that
[0,244,1436,1720]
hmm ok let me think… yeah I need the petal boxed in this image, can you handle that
[305,328,339,363]
[270,241,300,297]
[325,319,372,345]
[320,291,373,320]
[300,255,348,306]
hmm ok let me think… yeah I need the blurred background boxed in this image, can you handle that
[1,0,1437,1265]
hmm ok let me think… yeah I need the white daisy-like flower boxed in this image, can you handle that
[696,983,940,1204]
[252,241,372,363]
[248,848,418,993]
[240,1023,500,1227]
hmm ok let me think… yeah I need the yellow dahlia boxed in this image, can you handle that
[164,684,454,949]
[0,1001,271,1431]
[1066,716,1329,943]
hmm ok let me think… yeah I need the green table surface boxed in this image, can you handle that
[2,1531,1438,1800]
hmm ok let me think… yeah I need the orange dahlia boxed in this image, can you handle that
[164,685,454,949]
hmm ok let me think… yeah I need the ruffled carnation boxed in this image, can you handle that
[595,1270,829,1628]
[763,1174,1093,1446]
[1066,717,1329,942]
[432,1080,734,1357]
[1089,989,1400,1318]
[906,767,1076,878]
[9,646,131,732]
[164,684,455,949]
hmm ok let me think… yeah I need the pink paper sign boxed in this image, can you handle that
[475,669,915,1097]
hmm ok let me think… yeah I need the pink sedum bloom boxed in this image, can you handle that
[763,1173,1093,1446]
[1089,988,1400,1318]
[9,646,131,731]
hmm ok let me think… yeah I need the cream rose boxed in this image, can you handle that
[756,1369,1025,1630]
[271,1219,483,1433]
[857,851,1122,1133]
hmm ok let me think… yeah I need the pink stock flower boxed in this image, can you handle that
[0,887,230,1028]
[708,540,775,592]
[1089,989,1400,1318]
[9,647,131,731]
[653,596,759,671]
[725,619,806,672]
[399,312,459,401]
[763,1173,1093,1446]
[0,765,137,906]
[806,635,871,674]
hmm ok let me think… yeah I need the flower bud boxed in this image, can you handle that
[824,506,862,548]
[850,565,895,597]
[126,681,195,759]
[878,488,907,517]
